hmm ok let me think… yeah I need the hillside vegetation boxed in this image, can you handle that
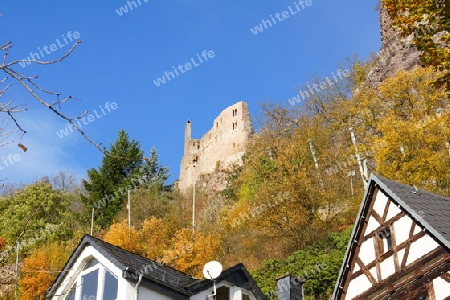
[1,2,449,296]
[0,63,447,299]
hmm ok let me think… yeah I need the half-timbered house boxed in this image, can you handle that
[333,175,450,299]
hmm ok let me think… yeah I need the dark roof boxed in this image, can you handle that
[87,235,198,287]
[332,174,450,298]
[47,235,265,299]
[186,263,267,299]
[374,175,450,248]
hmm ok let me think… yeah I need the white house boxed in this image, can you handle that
[333,175,450,299]
[45,235,267,300]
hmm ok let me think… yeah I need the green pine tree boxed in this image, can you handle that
[82,130,144,228]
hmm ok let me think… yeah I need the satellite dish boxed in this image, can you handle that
[203,261,222,280]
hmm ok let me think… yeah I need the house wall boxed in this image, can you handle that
[433,272,450,299]
[137,286,180,300]
[178,101,253,193]
[52,245,123,300]
[189,282,255,300]
[344,189,449,299]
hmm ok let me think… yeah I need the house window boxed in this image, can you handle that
[103,269,119,300]
[216,285,230,300]
[81,269,99,299]
[66,285,76,300]
[66,258,118,300]
[377,227,392,253]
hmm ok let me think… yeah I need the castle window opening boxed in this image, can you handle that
[216,122,218,128]
[232,109,238,116]
[232,122,238,130]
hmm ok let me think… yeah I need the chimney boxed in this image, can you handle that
[276,274,304,300]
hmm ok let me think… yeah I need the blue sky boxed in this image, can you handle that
[0,0,381,185]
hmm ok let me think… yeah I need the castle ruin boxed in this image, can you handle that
[365,5,422,86]
[178,101,253,193]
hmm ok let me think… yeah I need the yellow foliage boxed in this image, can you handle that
[102,221,142,255]
[369,68,450,191]
[381,0,450,89]
[162,228,222,277]
[140,217,173,259]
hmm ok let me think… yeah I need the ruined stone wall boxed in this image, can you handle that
[178,101,253,193]
[365,5,422,86]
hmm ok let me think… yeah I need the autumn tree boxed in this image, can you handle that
[18,242,73,300]
[139,216,183,259]
[0,182,72,263]
[102,221,142,255]
[221,124,352,262]
[364,67,450,194]
[102,217,186,262]
[162,228,222,277]
[381,0,450,89]
[217,61,369,266]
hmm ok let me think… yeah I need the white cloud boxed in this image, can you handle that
[0,110,85,184]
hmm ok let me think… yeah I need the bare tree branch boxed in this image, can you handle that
[0,40,147,161]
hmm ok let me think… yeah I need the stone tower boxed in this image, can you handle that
[178,101,253,193]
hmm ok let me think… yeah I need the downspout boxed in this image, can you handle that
[135,273,143,300]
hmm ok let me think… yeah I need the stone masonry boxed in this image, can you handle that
[365,5,422,86]
[178,101,253,193]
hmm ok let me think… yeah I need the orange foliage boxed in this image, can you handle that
[19,243,70,300]
[102,219,222,278]
[0,237,6,249]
